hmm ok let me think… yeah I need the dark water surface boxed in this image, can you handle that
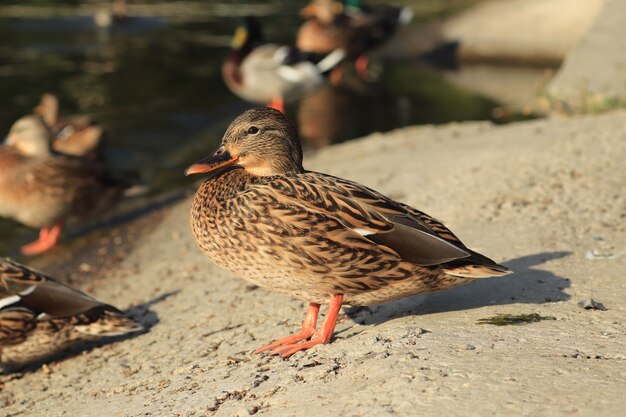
[0,1,498,256]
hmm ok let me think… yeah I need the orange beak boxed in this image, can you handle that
[184,144,239,176]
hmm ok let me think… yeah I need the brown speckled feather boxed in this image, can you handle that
[0,307,36,346]
[0,258,143,369]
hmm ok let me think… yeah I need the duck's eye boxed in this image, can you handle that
[247,126,260,135]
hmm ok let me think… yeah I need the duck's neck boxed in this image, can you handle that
[0,147,30,170]
[197,168,254,206]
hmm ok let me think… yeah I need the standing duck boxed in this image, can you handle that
[0,115,129,255]
[297,0,412,78]
[0,258,143,370]
[222,16,345,112]
[186,108,511,357]
[35,93,105,161]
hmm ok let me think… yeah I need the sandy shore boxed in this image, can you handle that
[1,110,625,416]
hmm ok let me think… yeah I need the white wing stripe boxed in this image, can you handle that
[0,295,21,309]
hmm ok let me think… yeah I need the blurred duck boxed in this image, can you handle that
[0,258,143,370]
[0,115,130,255]
[297,0,413,78]
[222,16,346,113]
[35,93,104,161]
[186,108,511,357]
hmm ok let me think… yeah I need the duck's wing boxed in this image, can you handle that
[274,46,346,74]
[0,258,105,318]
[325,175,463,241]
[41,154,126,190]
[26,155,129,216]
[243,172,474,268]
[323,173,510,275]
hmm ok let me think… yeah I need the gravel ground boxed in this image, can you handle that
[1,110,625,417]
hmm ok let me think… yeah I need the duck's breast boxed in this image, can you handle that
[0,152,67,227]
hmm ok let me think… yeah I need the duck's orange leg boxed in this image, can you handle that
[264,294,344,358]
[21,224,63,256]
[267,97,285,113]
[255,302,320,353]
[355,54,369,78]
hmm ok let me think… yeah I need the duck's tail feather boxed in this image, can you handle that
[444,248,512,278]
[74,308,144,337]
[444,263,512,278]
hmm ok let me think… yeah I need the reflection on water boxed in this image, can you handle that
[295,63,500,149]
[0,1,508,256]
[297,78,394,149]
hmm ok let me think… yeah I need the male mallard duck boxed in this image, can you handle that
[35,93,104,160]
[222,16,345,113]
[0,258,143,370]
[0,115,129,255]
[297,0,412,78]
[186,108,512,357]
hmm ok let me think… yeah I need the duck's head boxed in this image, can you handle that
[231,16,264,52]
[4,115,53,157]
[34,93,59,127]
[185,107,304,177]
[300,0,344,23]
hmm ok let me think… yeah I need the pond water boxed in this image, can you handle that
[0,1,506,256]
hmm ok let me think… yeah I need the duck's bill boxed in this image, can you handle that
[231,26,248,50]
[184,145,239,176]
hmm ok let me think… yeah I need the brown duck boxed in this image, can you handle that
[186,107,511,357]
[0,115,129,255]
[0,258,143,370]
[297,0,412,78]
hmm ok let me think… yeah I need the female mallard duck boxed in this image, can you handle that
[222,16,345,113]
[186,107,512,357]
[35,93,104,160]
[0,258,143,370]
[297,0,412,78]
[0,115,129,255]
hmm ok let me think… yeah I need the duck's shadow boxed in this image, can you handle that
[1,291,179,376]
[344,251,572,326]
